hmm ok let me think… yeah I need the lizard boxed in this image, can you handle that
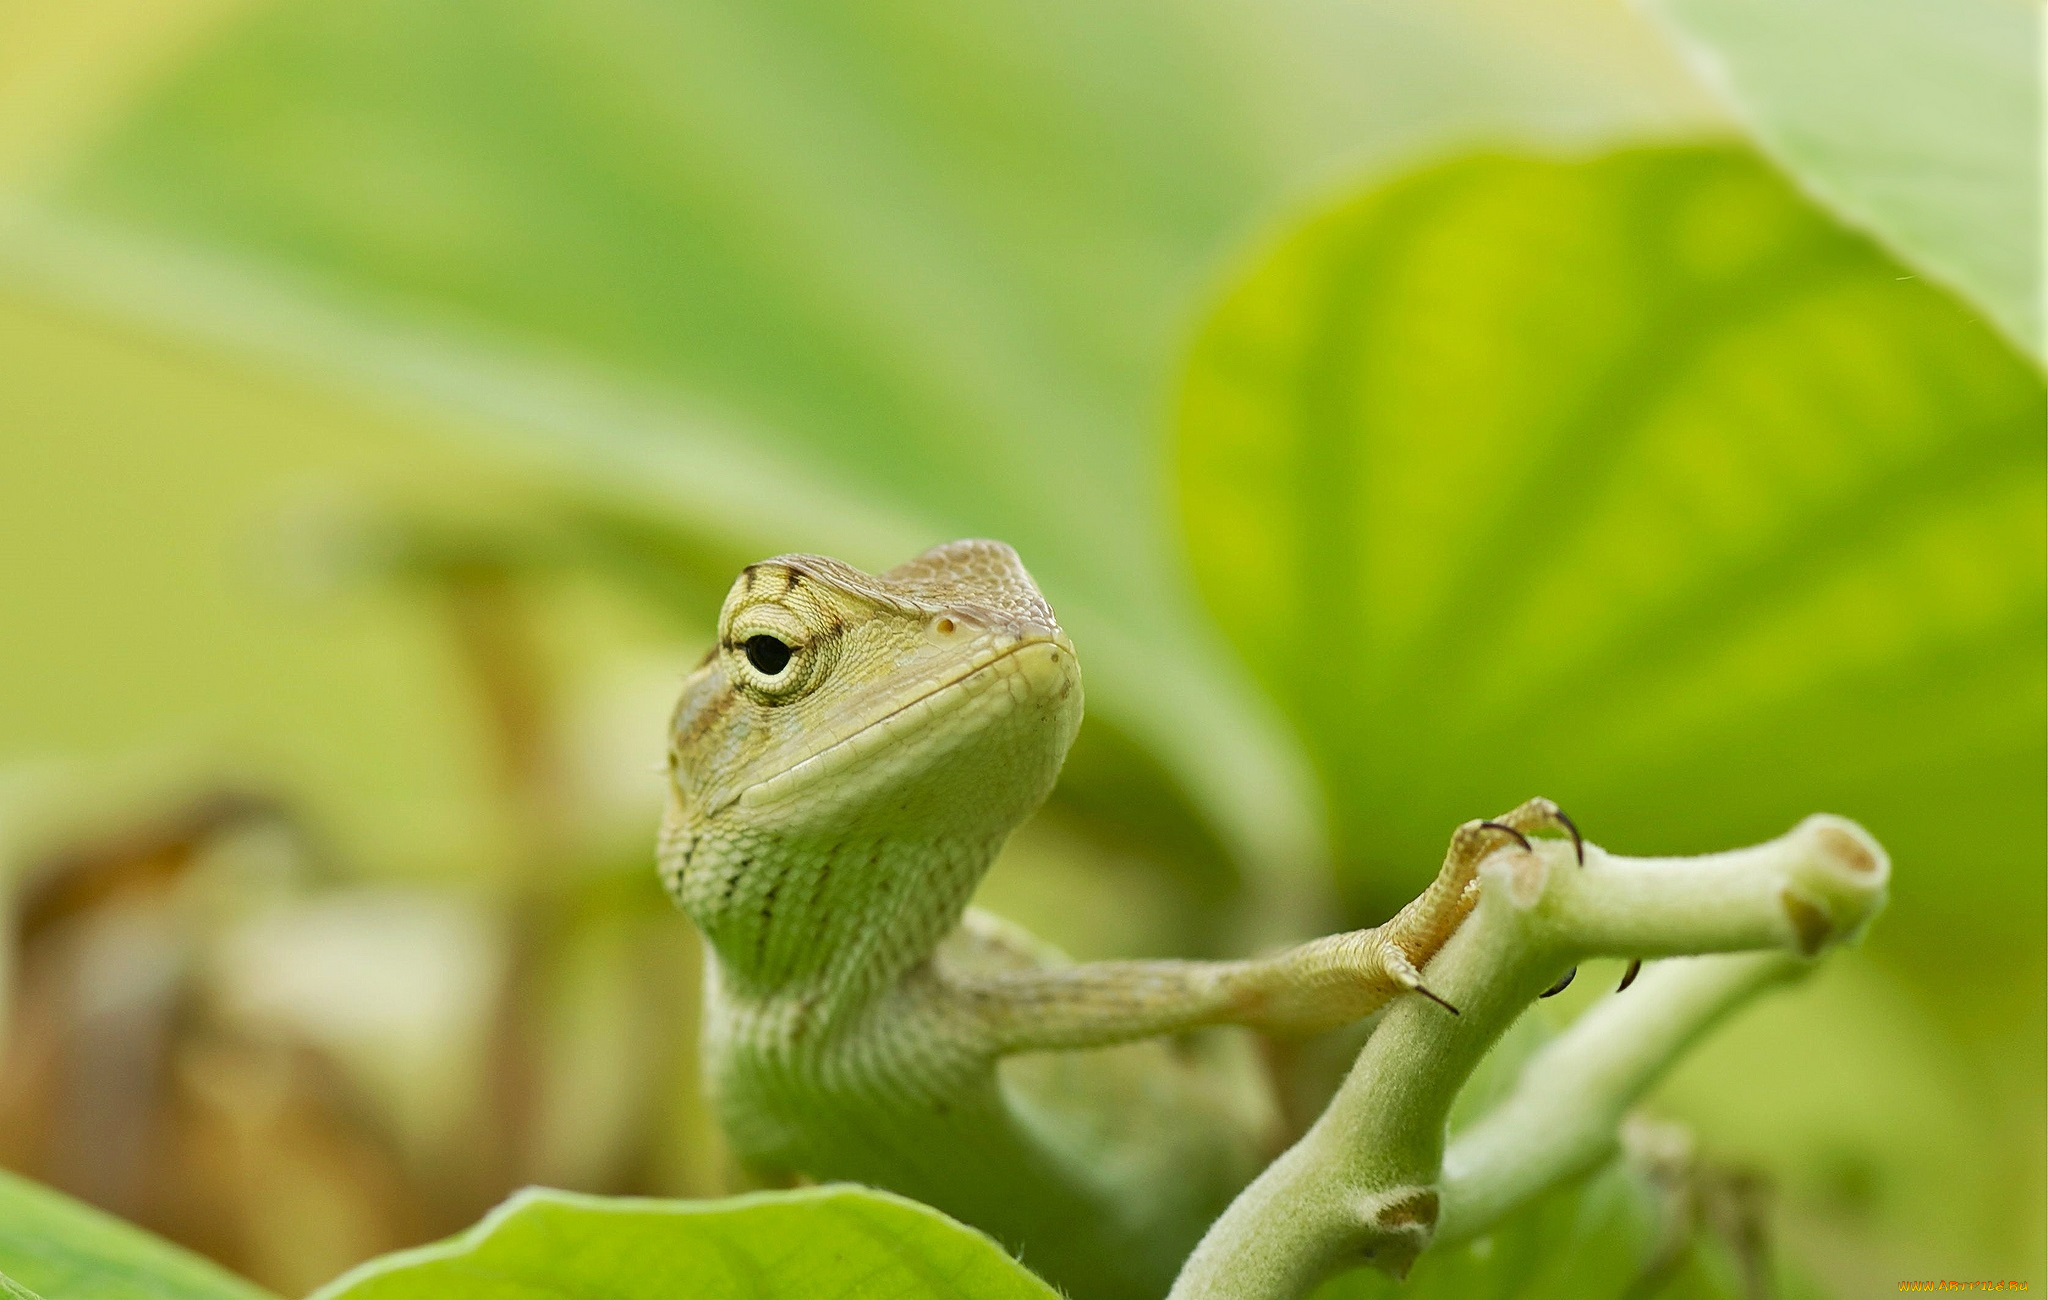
[657,539,1580,1299]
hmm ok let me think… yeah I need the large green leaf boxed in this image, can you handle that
[0,0,1730,886]
[1646,0,2042,359]
[1175,142,2044,1277]
[0,1169,278,1300]
[310,1185,1057,1300]
[1178,144,2043,944]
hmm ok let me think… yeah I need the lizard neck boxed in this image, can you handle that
[663,809,998,1008]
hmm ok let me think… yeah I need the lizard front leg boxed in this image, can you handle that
[951,800,1578,1054]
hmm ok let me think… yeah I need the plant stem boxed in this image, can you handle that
[1435,950,1801,1245]
[1168,816,1887,1300]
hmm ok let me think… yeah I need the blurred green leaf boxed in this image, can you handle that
[1,0,1733,887]
[0,1169,279,1300]
[1645,0,2042,359]
[1649,948,2030,1286]
[1177,144,2044,956]
[311,1185,1058,1300]
[0,1274,42,1300]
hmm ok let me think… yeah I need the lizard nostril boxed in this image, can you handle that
[935,617,956,635]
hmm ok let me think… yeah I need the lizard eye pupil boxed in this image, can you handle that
[744,634,794,676]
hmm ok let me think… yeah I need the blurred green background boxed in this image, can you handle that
[0,0,2038,1296]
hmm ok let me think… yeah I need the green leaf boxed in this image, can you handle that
[1,1273,45,1300]
[1177,144,2044,959]
[0,0,1735,887]
[310,1184,1059,1300]
[1645,0,2043,359]
[0,1169,277,1300]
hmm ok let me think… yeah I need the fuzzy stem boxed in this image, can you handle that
[1435,950,1802,1244]
[1168,815,1887,1300]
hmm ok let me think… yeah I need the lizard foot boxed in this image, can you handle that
[1482,796,1583,865]
[1377,798,1588,1014]
[1260,800,1598,1030]
[1477,800,1643,995]
[1477,799,1642,994]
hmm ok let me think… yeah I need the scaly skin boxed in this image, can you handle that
[658,541,1540,1299]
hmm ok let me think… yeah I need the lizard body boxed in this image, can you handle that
[659,541,1511,1298]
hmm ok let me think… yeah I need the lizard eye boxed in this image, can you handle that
[744,634,794,676]
[724,605,833,703]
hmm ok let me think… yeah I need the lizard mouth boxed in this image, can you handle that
[725,636,1071,812]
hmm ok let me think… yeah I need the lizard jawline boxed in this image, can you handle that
[719,636,1064,814]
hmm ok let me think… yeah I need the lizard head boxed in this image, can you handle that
[664,540,1083,848]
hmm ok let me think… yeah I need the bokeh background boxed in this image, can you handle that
[0,0,2038,1296]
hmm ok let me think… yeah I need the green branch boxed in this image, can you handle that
[1169,815,1889,1300]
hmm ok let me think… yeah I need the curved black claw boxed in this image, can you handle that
[1412,983,1461,1016]
[1477,821,1533,853]
[1616,958,1642,993]
[1546,803,1585,866]
[1539,966,1577,998]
